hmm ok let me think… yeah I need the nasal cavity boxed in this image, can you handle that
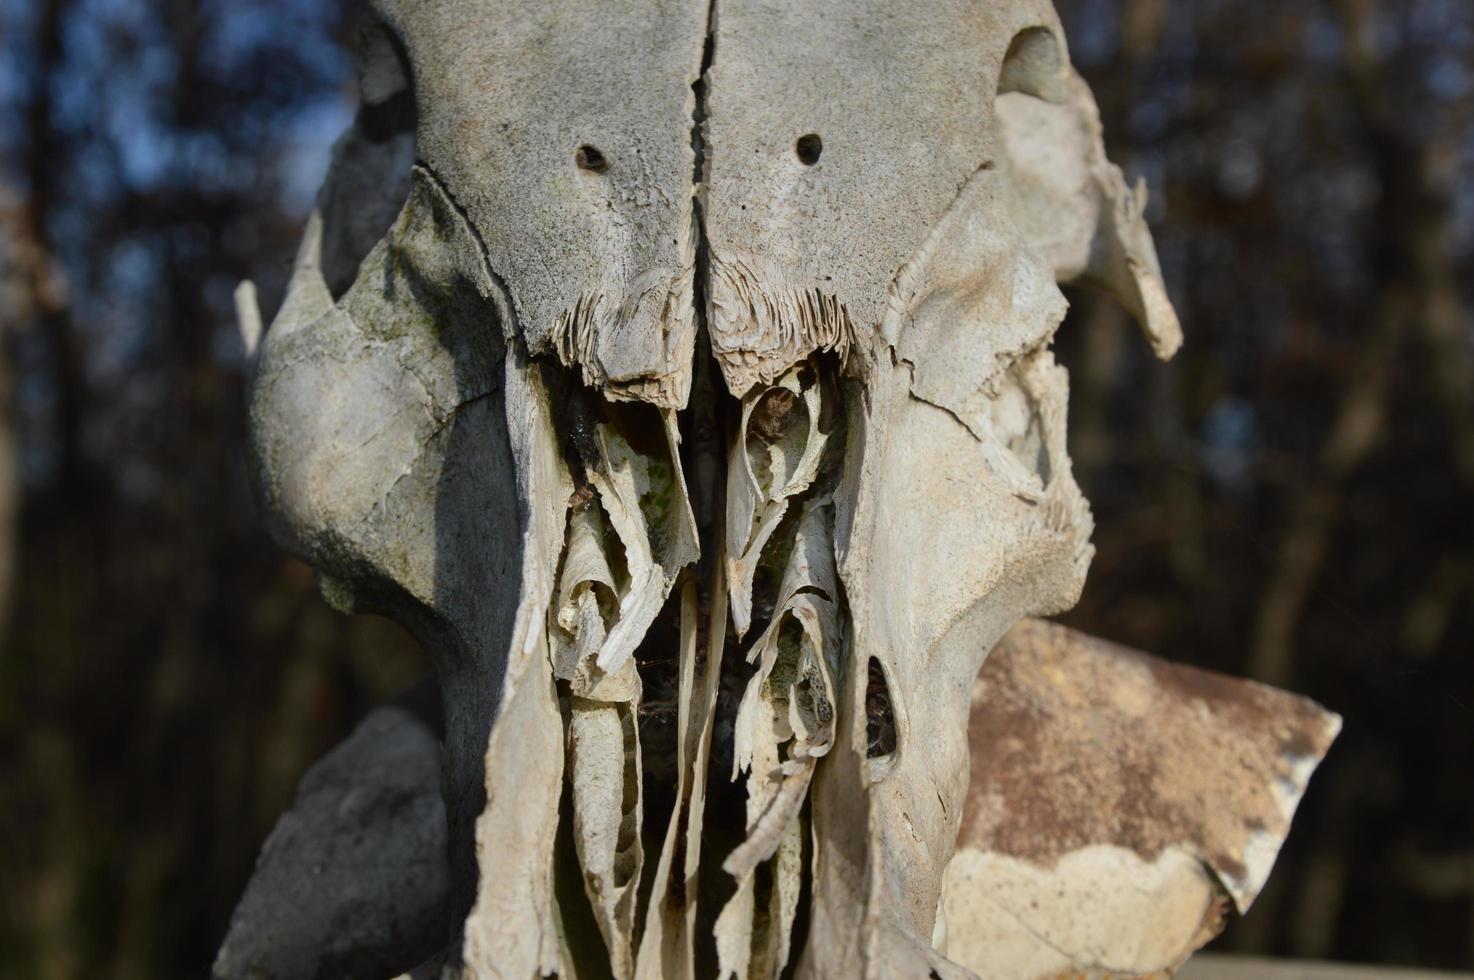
[575,144,609,173]
[795,133,823,166]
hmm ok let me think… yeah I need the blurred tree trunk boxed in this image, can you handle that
[0,0,70,652]
[0,317,14,644]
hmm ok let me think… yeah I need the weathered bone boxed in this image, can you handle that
[231,2,1337,977]
[715,500,841,979]
[372,0,707,408]
[214,622,1339,979]
[551,503,620,685]
[567,685,644,977]
[634,574,724,980]
[565,405,699,674]
[728,501,840,864]
[725,365,832,637]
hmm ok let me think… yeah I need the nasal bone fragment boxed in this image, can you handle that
[717,500,842,980]
[560,404,699,677]
[726,365,832,638]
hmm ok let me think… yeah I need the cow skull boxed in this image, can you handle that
[242,1,1182,976]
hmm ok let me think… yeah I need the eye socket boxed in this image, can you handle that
[357,18,416,143]
[795,133,823,166]
[322,12,416,298]
[575,144,609,173]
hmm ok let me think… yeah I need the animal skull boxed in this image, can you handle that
[242,1,1182,976]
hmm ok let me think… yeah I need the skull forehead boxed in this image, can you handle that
[373,0,706,396]
[706,0,1066,338]
[365,0,1071,404]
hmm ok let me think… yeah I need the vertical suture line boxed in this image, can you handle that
[690,0,717,358]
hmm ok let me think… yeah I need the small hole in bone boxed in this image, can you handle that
[865,657,897,759]
[575,144,609,173]
[795,133,823,165]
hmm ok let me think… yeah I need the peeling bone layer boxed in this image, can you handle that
[717,501,842,980]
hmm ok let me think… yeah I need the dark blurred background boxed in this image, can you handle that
[0,0,1469,976]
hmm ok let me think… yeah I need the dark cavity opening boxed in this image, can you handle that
[575,144,609,173]
[356,17,416,142]
[748,386,802,444]
[315,13,418,300]
[865,657,897,759]
[795,133,823,166]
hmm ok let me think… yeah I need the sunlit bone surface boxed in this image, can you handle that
[231,1,1335,977]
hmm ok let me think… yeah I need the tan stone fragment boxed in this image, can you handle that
[942,619,1340,979]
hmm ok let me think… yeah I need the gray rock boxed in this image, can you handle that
[213,687,449,980]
